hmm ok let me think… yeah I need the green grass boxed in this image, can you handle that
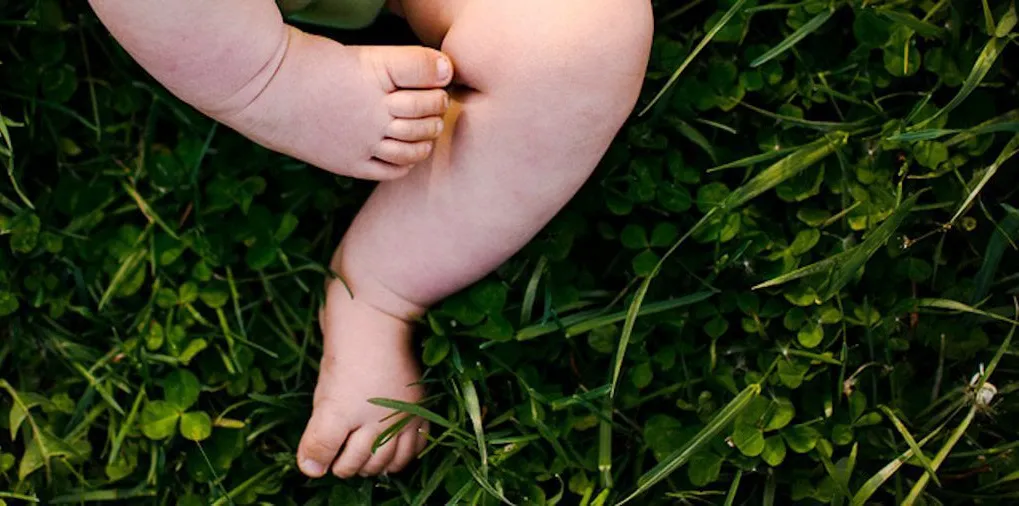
[2,0,1019,504]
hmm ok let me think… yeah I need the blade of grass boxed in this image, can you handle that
[949,134,1019,225]
[0,108,32,210]
[951,439,1019,458]
[878,9,946,38]
[722,133,846,209]
[639,0,750,115]
[520,256,547,325]
[0,108,13,153]
[670,118,719,164]
[210,463,287,506]
[753,250,845,290]
[694,117,738,135]
[912,298,1019,325]
[972,205,1019,304]
[589,489,611,506]
[0,91,99,134]
[946,109,1019,147]
[977,468,1019,491]
[818,448,853,503]
[887,122,1019,142]
[447,482,477,505]
[886,129,961,142]
[598,398,613,488]
[785,349,842,365]
[995,0,1016,36]
[920,394,967,433]
[516,293,712,341]
[608,240,709,397]
[750,7,835,67]
[740,103,871,131]
[50,488,157,503]
[724,470,744,506]
[410,453,458,506]
[877,406,941,486]
[461,451,517,506]
[618,383,761,505]
[69,362,124,416]
[566,291,713,338]
[982,0,997,34]
[708,146,800,173]
[373,415,414,451]
[754,192,920,298]
[550,384,611,411]
[763,471,776,506]
[121,181,179,240]
[914,36,1007,128]
[0,492,40,502]
[851,425,944,506]
[368,398,462,434]
[461,377,488,476]
[902,406,978,506]
[972,300,1016,394]
[226,267,248,341]
[98,249,147,311]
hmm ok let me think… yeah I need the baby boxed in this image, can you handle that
[89,0,653,479]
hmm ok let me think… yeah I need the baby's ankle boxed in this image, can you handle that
[326,275,426,326]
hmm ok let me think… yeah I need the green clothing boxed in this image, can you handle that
[279,0,387,29]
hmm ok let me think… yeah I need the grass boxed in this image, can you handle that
[2,0,1019,504]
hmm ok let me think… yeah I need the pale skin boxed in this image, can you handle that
[89,0,652,479]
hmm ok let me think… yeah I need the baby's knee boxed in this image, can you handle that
[551,1,654,86]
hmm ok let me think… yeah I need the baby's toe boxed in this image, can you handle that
[372,139,434,166]
[358,433,399,477]
[332,429,376,479]
[349,159,414,181]
[386,118,445,142]
[297,400,352,478]
[386,89,450,119]
[369,46,453,90]
[385,431,419,474]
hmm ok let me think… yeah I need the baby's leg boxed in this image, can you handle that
[89,0,454,179]
[298,0,653,478]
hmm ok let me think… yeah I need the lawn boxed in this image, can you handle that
[2,0,1019,504]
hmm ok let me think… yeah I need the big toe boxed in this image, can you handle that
[371,46,454,90]
[297,399,352,478]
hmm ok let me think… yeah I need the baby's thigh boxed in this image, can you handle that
[400,0,652,161]
[389,0,464,48]
[436,1,652,97]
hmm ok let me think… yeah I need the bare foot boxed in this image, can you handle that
[297,278,429,478]
[213,27,452,180]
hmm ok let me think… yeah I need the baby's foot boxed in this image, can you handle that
[214,27,452,181]
[297,279,429,478]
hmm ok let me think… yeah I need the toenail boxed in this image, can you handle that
[436,57,452,81]
[435,120,444,135]
[301,458,326,477]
